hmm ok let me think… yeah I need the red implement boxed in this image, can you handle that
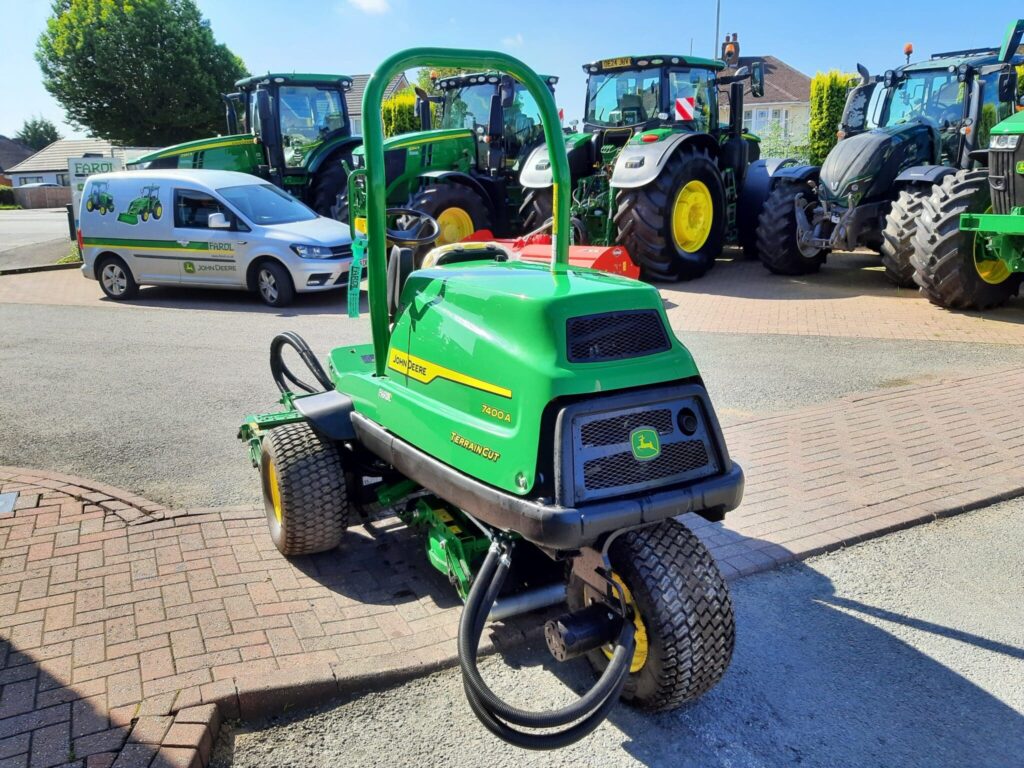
[463,230,639,279]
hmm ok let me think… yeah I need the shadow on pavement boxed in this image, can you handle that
[103,285,367,318]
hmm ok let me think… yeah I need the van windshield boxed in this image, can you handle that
[216,184,318,225]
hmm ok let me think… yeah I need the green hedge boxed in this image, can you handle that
[381,91,421,138]
[0,186,14,206]
[809,70,857,166]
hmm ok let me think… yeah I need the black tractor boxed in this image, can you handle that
[756,24,1024,286]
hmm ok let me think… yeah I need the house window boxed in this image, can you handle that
[18,177,43,185]
[56,173,69,186]
[742,109,752,132]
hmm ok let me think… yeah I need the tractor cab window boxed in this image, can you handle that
[174,189,230,230]
[277,86,347,168]
[440,83,494,132]
[668,69,717,132]
[977,70,1017,149]
[586,69,661,127]
[226,93,249,134]
[879,70,964,129]
[503,85,546,168]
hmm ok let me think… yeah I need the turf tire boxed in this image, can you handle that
[755,181,827,275]
[260,422,350,556]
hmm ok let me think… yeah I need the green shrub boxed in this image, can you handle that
[809,70,857,165]
[381,91,421,138]
[0,186,14,206]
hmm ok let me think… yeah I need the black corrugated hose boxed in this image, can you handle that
[269,331,333,394]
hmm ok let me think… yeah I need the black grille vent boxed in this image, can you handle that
[566,310,670,363]
[989,146,1023,216]
[580,409,673,447]
[329,244,353,259]
[583,440,711,491]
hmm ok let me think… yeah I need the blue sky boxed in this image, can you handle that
[0,0,1020,139]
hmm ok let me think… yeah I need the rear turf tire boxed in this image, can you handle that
[615,147,725,282]
[409,184,491,245]
[880,186,931,288]
[567,518,735,711]
[520,188,553,232]
[260,423,350,556]
[756,181,827,275]
[911,170,1023,310]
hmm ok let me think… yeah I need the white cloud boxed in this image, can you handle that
[348,0,391,14]
[502,32,524,48]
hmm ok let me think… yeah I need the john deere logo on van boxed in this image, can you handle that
[630,428,660,461]
[183,262,196,274]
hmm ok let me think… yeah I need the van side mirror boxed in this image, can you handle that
[998,70,1018,103]
[750,61,765,99]
[208,212,230,229]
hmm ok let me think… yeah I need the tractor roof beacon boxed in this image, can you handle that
[518,47,780,282]
[756,19,1024,288]
[238,47,743,749]
[130,73,361,220]
[345,70,559,246]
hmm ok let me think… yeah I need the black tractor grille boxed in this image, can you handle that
[583,440,711,491]
[580,408,673,447]
[989,146,1023,215]
[566,310,670,363]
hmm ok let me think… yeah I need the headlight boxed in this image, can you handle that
[290,244,333,259]
[991,134,1020,150]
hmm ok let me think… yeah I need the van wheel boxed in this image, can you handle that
[97,256,138,300]
[255,261,295,307]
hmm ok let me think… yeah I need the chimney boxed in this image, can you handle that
[721,33,740,68]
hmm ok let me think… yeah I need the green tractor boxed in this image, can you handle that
[517,51,772,281]
[756,20,1024,286]
[912,107,1024,309]
[130,73,362,218]
[239,48,742,749]
[116,185,163,225]
[344,70,558,244]
[84,181,114,215]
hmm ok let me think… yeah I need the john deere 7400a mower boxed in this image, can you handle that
[517,51,772,281]
[238,48,742,749]
[756,20,1024,285]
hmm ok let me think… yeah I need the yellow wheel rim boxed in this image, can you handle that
[973,206,1012,285]
[266,459,283,524]
[86,200,94,211]
[436,206,475,245]
[600,574,649,673]
[671,179,714,253]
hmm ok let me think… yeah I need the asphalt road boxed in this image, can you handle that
[0,208,72,269]
[3,296,1024,508]
[211,498,1024,768]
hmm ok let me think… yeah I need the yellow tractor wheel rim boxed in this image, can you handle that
[600,574,649,673]
[436,206,474,245]
[973,207,1012,285]
[671,179,714,253]
[266,459,283,524]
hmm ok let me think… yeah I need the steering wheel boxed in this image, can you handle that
[385,207,441,247]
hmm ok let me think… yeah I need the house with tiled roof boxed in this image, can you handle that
[5,138,158,187]
[345,73,410,134]
[0,136,33,186]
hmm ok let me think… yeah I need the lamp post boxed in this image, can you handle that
[714,0,721,57]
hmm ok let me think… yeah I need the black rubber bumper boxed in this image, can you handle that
[351,413,744,550]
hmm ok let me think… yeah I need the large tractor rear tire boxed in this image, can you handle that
[567,518,734,711]
[615,147,725,282]
[880,186,930,288]
[756,181,827,275]
[260,422,351,556]
[409,184,492,245]
[313,155,352,220]
[520,188,552,232]
[911,170,1023,310]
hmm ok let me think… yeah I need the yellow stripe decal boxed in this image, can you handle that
[86,243,219,254]
[153,137,257,157]
[388,131,473,150]
[388,349,512,399]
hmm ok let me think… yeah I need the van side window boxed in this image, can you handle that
[174,189,228,229]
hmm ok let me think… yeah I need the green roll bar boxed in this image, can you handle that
[360,47,571,376]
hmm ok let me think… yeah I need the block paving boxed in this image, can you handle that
[2,368,1023,766]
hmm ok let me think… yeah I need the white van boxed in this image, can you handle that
[79,169,352,306]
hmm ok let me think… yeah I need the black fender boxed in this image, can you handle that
[769,163,819,189]
[416,170,497,215]
[894,164,954,187]
[738,158,801,235]
[306,136,363,175]
[294,390,356,441]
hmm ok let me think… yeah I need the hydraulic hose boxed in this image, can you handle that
[269,331,333,394]
[457,542,636,750]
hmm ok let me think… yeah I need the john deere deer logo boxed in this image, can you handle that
[630,427,660,461]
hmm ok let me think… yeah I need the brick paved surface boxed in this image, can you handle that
[2,368,1024,766]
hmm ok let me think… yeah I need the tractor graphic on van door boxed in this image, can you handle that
[117,185,163,225]
[84,181,114,215]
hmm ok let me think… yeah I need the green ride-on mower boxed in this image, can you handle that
[130,73,362,219]
[116,185,163,225]
[756,19,1024,286]
[84,181,114,215]
[911,107,1024,309]
[517,49,774,281]
[343,70,558,245]
[238,48,743,749]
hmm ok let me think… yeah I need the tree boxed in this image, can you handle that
[808,70,857,166]
[36,0,248,146]
[14,116,62,151]
[415,67,466,95]
[381,90,421,138]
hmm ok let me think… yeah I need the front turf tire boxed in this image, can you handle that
[567,518,735,711]
[881,186,931,288]
[911,169,1023,310]
[260,423,351,556]
[615,147,725,282]
[756,181,827,275]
